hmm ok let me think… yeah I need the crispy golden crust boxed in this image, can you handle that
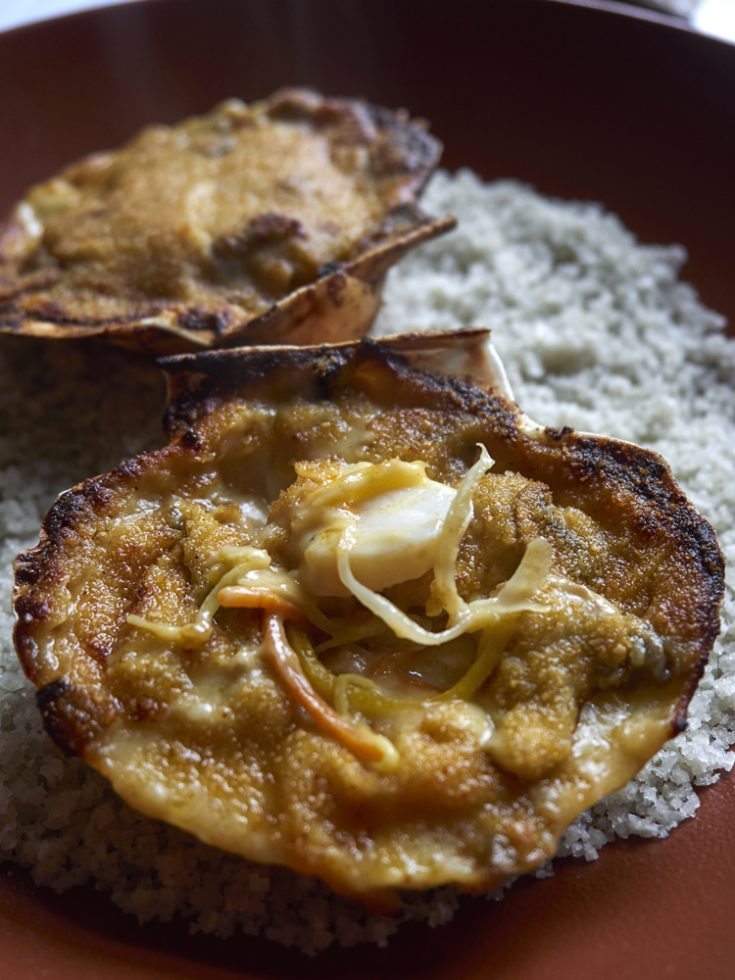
[13,339,724,903]
[0,89,453,353]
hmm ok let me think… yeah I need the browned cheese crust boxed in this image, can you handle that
[13,342,724,906]
[0,90,454,353]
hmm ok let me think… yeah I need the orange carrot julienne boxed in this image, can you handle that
[218,586,311,627]
[262,612,390,767]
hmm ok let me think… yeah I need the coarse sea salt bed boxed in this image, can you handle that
[1,172,733,954]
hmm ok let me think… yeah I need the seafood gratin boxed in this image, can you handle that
[0,89,453,353]
[13,336,723,905]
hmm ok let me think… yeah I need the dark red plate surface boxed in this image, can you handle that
[1,1,734,977]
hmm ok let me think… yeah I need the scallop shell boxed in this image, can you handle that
[0,89,454,353]
[13,333,724,904]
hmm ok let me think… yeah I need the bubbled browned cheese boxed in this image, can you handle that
[13,341,724,905]
[0,90,453,352]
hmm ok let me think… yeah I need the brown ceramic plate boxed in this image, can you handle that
[1,1,734,977]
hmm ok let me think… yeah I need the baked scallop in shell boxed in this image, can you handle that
[0,89,453,353]
[13,332,724,906]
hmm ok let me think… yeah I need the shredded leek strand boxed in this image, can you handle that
[127,546,271,645]
[343,676,423,717]
[315,617,389,652]
[436,620,516,701]
[433,444,494,619]
[337,530,551,647]
[288,626,336,700]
